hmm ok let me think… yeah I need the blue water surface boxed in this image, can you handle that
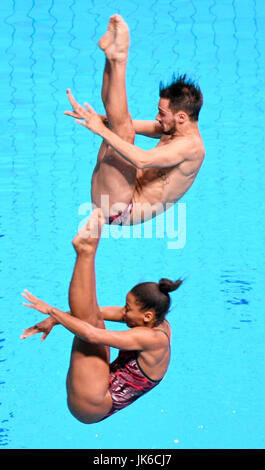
[1,0,265,449]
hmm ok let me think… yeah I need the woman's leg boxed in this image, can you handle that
[66,209,112,424]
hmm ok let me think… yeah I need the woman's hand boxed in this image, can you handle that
[20,316,57,341]
[22,289,53,315]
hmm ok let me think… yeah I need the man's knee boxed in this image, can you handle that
[122,126,135,143]
[105,110,135,140]
[110,122,135,143]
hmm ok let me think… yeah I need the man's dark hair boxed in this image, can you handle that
[159,73,203,121]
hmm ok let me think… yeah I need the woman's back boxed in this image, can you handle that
[137,319,171,381]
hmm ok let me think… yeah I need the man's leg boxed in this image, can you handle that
[101,58,111,107]
[99,15,134,139]
[66,209,112,424]
[91,16,136,219]
[99,17,115,105]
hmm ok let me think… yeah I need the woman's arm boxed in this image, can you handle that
[49,307,160,351]
[21,290,159,351]
[21,289,126,341]
[21,307,125,341]
[100,306,125,323]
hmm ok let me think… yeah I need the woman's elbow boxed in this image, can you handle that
[79,324,96,343]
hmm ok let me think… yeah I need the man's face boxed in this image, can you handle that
[156,98,176,135]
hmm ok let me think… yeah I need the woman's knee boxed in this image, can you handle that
[67,392,112,424]
[67,400,98,424]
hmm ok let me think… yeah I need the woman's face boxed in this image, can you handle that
[123,291,147,328]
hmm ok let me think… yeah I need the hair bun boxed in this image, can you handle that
[158,278,183,295]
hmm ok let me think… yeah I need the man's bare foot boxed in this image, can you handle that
[72,208,105,254]
[98,14,130,62]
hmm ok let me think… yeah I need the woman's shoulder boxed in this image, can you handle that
[154,320,171,342]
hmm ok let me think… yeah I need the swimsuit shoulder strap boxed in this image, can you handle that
[155,328,171,345]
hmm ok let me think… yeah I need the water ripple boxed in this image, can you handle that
[220,271,253,328]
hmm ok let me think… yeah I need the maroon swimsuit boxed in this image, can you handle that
[103,329,170,420]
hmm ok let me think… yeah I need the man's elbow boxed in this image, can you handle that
[131,158,146,170]
[137,152,154,169]
[137,161,154,169]
[136,161,146,170]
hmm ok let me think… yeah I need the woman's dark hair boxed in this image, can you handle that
[159,73,203,121]
[131,278,183,325]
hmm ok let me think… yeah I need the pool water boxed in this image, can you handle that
[1,0,265,449]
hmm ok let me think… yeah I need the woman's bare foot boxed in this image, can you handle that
[98,15,116,52]
[72,208,105,255]
[99,14,130,62]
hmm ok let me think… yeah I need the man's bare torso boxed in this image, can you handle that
[135,133,204,201]
[91,129,205,224]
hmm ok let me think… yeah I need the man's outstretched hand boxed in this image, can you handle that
[64,89,106,135]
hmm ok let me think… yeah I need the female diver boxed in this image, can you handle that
[21,209,182,423]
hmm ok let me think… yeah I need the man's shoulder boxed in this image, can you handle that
[169,133,205,161]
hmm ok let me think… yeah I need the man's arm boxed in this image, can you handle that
[99,125,195,169]
[77,106,193,169]
[65,91,190,169]
[64,91,161,138]
[132,120,162,139]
